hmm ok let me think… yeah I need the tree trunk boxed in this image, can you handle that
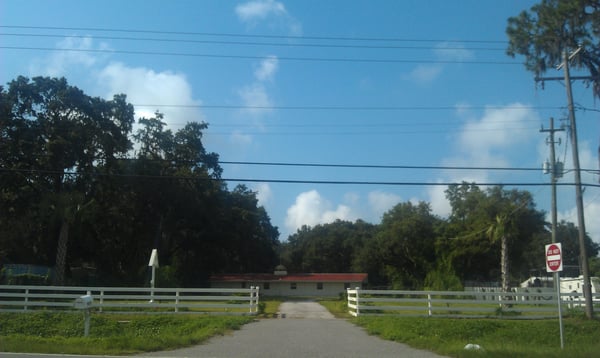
[54,218,69,286]
[501,235,509,292]
[501,234,510,308]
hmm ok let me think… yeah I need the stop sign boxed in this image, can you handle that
[545,243,563,272]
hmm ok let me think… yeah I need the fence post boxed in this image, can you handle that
[175,290,180,313]
[346,288,351,316]
[99,290,104,313]
[255,286,260,314]
[24,288,29,311]
[427,293,432,317]
[355,287,360,316]
[249,286,259,314]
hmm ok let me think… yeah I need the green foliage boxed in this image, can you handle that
[374,202,440,289]
[0,312,253,355]
[424,259,463,291]
[281,219,376,273]
[589,256,600,277]
[1,76,280,286]
[3,273,51,285]
[444,184,547,285]
[506,0,600,99]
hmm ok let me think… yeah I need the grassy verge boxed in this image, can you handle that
[259,297,283,317]
[318,298,600,357]
[318,299,352,318]
[353,316,600,357]
[0,312,254,355]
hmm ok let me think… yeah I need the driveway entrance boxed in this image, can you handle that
[140,301,446,358]
[277,300,335,319]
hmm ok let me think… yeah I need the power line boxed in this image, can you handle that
[0,46,520,65]
[3,167,599,187]
[219,161,599,175]
[132,103,561,111]
[0,33,507,52]
[0,25,509,44]
[218,161,543,171]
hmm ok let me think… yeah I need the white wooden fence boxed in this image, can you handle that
[347,288,599,319]
[0,285,260,315]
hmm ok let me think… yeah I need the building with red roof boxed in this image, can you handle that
[210,265,367,297]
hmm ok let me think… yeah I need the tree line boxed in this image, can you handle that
[280,185,600,290]
[1,76,598,289]
[0,76,279,286]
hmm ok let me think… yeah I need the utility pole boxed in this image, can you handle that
[541,117,565,349]
[536,47,594,318]
[541,117,564,245]
[562,49,593,319]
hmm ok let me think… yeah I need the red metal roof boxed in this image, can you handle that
[210,273,368,283]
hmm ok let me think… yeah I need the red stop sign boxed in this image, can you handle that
[545,243,563,272]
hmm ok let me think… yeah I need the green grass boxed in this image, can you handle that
[258,297,283,317]
[317,298,600,357]
[318,299,352,318]
[353,315,600,357]
[0,311,254,355]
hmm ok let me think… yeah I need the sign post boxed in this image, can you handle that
[148,249,159,303]
[546,243,564,349]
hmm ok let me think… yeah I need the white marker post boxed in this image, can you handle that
[148,249,159,303]
[546,243,564,349]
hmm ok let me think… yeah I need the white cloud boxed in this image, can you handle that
[230,130,253,146]
[29,36,109,77]
[238,83,273,116]
[235,0,287,22]
[98,62,204,127]
[254,183,272,206]
[408,64,443,84]
[584,201,600,244]
[235,0,302,36]
[434,42,474,62]
[427,184,452,218]
[368,191,401,219]
[285,190,357,232]
[457,103,538,166]
[237,56,278,116]
[556,141,600,243]
[425,103,540,220]
[558,198,600,244]
[407,42,474,85]
[28,37,204,130]
[254,56,279,81]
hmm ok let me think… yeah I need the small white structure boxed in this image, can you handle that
[520,275,600,295]
[210,266,367,297]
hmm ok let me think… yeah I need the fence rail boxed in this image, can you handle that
[347,288,599,319]
[0,285,260,315]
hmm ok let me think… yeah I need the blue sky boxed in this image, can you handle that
[1,0,599,243]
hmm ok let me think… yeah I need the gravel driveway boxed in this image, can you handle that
[140,301,447,358]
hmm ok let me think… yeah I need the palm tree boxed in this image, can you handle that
[487,214,514,297]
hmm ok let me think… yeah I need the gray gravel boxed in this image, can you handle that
[140,301,447,358]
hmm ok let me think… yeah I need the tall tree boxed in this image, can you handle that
[282,220,375,274]
[1,76,134,284]
[506,0,600,98]
[373,201,441,289]
[445,184,546,285]
[486,213,514,294]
